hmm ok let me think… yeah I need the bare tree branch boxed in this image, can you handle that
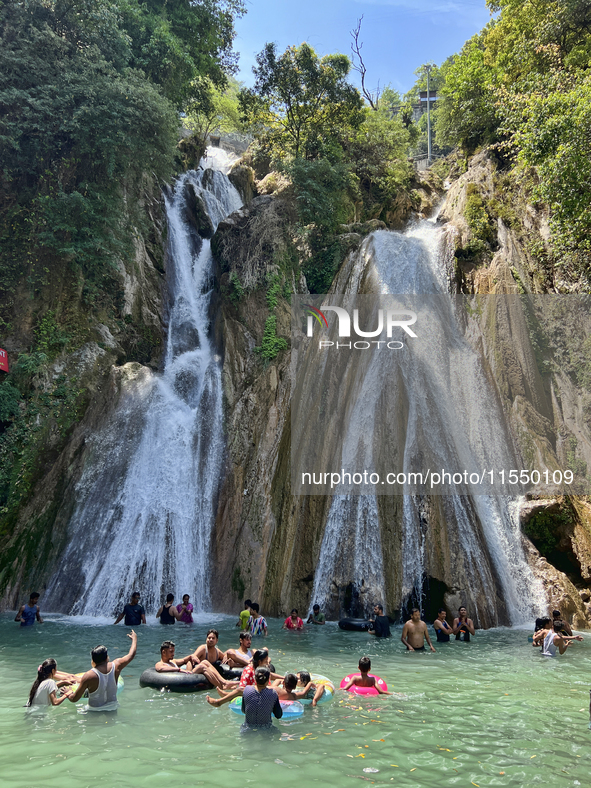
[350,16,380,110]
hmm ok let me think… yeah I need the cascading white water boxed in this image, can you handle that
[45,149,242,615]
[311,213,546,624]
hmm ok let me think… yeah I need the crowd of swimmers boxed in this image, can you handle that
[17,591,585,728]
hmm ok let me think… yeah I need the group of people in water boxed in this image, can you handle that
[532,610,584,656]
[18,589,585,729]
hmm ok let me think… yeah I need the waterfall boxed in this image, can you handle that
[310,213,546,625]
[45,149,241,615]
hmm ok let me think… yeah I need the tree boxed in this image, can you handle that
[350,16,380,110]
[187,77,244,145]
[435,32,498,152]
[118,0,246,110]
[239,42,363,159]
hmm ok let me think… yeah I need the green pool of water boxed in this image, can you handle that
[1,613,590,787]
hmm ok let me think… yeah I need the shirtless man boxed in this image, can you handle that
[272,673,313,701]
[67,631,137,710]
[452,606,475,641]
[189,629,238,690]
[401,608,436,652]
[155,641,195,672]
[222,631,253,668]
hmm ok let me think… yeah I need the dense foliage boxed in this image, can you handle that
[0,0,243,529]
[240,42,413,292]
[0,0,243,307]
[432,0,591,281]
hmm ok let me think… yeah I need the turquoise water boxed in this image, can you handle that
[1,613,590,787]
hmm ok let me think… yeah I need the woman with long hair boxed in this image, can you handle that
[26,659,73,707]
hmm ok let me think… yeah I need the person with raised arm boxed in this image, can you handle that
[67,631,137,711]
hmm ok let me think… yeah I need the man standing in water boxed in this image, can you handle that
[156,593,179,624]
[433,608,453,642]
[401,608,436,652]
[67,631,137,710]
[307,604,326,625]
[15,592,43,626]
[114,591,146,625]
[369,604,391,637]
[452,606,475,641]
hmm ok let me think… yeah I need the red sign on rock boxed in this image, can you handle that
[0,348,8,373]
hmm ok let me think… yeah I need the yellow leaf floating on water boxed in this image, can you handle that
[410,768,416,772]
[390,765,399,768]
[471,783,480,787]
[347,755,354,758]
[531,755,536,759]
[356,754,366,758]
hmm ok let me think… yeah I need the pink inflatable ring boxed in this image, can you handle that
[339,674,387,695]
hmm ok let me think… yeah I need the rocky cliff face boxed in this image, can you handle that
[0,184,168,607]
[439,150,591,626]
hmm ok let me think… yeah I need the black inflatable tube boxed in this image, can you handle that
[338,618,371,632]
[140,665,243,693]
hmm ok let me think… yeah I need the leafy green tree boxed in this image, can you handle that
[435,32,498,152]
[187,77,244,144]
[345,108,412,212]
[118,0,245,109]
[239,42,363,159]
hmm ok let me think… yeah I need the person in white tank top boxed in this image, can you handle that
[540,621,583,656]
[67,631,137,710]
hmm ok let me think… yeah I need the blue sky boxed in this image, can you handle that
[234,0,492,95]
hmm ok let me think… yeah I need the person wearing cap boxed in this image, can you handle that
[307,604,326,625]
[114,592,146,625]
[241,665,283,731]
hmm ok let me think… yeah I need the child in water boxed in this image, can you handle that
[26,659,74,708]
[342,657,392,695]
